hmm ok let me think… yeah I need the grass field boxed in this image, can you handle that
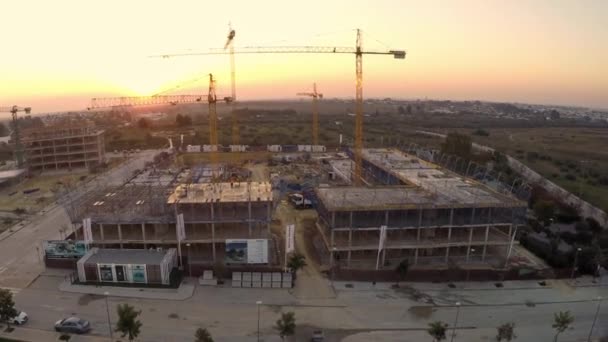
[459,127,608,211]
[0,171,88,213]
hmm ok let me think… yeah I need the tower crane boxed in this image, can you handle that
[154,29,406,185]
[224,25,239,146]
[296,83,323,146]
[0,105,31,168]
[205,73,221,179]
[89,75,228,178]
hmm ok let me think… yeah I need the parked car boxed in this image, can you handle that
[8,311,28,325]
[54,317,91,334]
[311,330,325,341]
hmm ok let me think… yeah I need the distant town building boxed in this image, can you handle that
[21,121,105,171]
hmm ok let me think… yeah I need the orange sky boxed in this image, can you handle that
[1,0,607,113]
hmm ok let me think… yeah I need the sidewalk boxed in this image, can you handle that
[59,277,196,300]
[0,327,110,342]
[333,275,607,292]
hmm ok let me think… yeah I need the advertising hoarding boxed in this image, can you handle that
[44,240,87,259]
[225,239,268,264]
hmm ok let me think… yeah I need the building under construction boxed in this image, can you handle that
[68,167,276,270]
[316,148,527,269]
[22,122,105,171]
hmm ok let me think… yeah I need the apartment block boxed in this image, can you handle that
[315,148,527,269]
[22,124,105,171]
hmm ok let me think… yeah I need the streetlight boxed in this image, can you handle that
[450,302,461,342]
[256,300,262,342]
[104,291,113,340]
[186,243,192,276]
[587,296,603,342]
[571,247,582,279]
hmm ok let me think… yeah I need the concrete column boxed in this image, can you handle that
[482,208,492,261]
[100,223,104,241]
[414,248,419,265]
[117,224,123,249]
[248,200,252,237]
[505,224,513,260]
[211,203,216,262]
[347,229,352,267]
[82,136,87,169]
[466,227,473,261]
[445,227,452,263]
[331,212,336,228]
[482,226,490,261]
[267,202,271,234]
[141,223,146,248]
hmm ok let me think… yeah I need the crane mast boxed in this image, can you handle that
[296,83,323,146]
[224,26,239,146]
[355,29,363,185]
[207,73,220,178]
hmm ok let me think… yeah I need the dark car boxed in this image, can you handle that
[311,330,325,341]
[54,317,91,334]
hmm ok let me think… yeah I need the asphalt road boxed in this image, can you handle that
[9,271,607,342]
[0,150,159,290]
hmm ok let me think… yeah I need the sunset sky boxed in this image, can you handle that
[1,0,607,113]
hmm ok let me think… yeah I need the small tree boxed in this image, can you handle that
[287,253,307,273]
[496,322,516,341]
[533,200,556,225]
[427,321,448,341]
[0,289,18,331]
[194,327,214,342]
[115,304,142,341]
[275,312,296,341]
[395,259,409,286]
[137,118,150,129]
[552,311,574,342]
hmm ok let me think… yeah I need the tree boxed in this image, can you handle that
[395,259,409,286]
[194,327,214,342]
[176,114,193,127]
[586,217,603,236]
[287,253,307,273]
[0,123,9,137]
[406,104,412,114]
[427,321,448,341]
[533,200,556,225]
[440,132,472,159]
[552,311,574,342]
[275,312,296,341]
[0,289,17,331]
[496,322,516,341]
[115,304,142,341]
[137,118,150,129]
[398,106,405,115]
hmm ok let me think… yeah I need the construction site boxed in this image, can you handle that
[6,28,537,280]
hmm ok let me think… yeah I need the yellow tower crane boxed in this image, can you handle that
[0,105,31,168]
[296,83,323,146]
[154,29,405,184]
[224,25,239,146]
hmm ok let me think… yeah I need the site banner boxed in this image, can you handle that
[285,224,295,253]
[225,239,268,264]
[44,240,87,259]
